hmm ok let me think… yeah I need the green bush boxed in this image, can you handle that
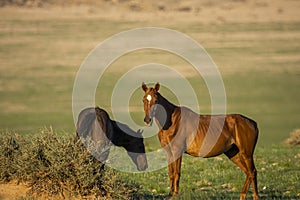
[0,128,136,199]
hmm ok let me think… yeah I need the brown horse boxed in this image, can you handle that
[142,82,259,200]
[77,107,148,171]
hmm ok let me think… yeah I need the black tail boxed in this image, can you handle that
[76,107,97,138]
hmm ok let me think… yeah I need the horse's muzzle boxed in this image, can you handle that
[137,154,148,171]
[144,116,152,126]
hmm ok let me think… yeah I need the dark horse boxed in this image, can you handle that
[142,83,259,200]
[76,107,148,171]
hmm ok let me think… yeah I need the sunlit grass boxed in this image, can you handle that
[118,145,300,199]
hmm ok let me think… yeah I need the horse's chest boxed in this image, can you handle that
[158,129,176,146]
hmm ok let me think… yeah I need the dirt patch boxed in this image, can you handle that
[0,182,29,200]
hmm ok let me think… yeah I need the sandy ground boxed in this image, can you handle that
[0,182,29,200]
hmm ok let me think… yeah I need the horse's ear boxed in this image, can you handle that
[154,82,160,92]
[142,82,148,92]
[137,129,144,135]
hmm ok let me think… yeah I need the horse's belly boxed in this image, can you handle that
[185,134,233,158]
[185,140,205,157]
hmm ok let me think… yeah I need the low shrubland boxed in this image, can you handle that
[0,128,137,199]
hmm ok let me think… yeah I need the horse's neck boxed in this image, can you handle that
[111,121,132,150]
[155,93,177,130]
[111,121,126,146]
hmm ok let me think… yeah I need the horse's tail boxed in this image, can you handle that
[244,115,258,136]
[76,107,113,140]
[241,115,259,149]
[76,107,97,138]
[95,106,113,141]
[76,107,113,163]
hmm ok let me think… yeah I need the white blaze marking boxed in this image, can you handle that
[146,94,152,102]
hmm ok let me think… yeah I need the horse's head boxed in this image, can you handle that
[126,129,148,171]
[141,82,160,126]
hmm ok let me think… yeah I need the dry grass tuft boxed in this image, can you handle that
[0,128,137,199]
[284,129,300,146]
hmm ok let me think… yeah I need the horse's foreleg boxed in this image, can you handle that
[167,162,175,196]
[166,156,182,196]
[173,156,182,195]
[159,130,183,196]
[164,145,176,196]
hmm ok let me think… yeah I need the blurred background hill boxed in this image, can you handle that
[1,0,299,23]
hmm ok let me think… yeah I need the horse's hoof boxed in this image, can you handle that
[167,192,177,199]
[240,193,247,200]
[253,195,259,200]
[167,192,179,199]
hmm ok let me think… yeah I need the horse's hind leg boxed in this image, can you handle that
[227,151,259,200]
[225,146,251,200]
[242,154,259,200]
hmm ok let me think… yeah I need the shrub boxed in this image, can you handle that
[284,129,300,146]
[0,128,136,199]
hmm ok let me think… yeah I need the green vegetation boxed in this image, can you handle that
[122,145,300,199]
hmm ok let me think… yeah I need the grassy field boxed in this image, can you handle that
[120,146,300,199]
[0,0,299,199]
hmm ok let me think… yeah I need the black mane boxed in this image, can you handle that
[156,92,178,130]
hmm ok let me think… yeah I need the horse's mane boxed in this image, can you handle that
[111,120,136,136]
[156,92,178,130]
